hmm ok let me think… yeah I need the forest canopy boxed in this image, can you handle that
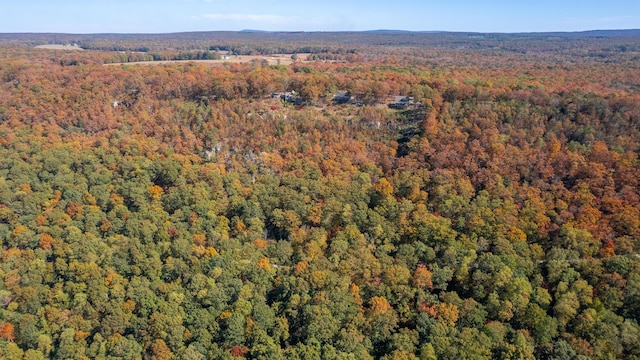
[0,31,640,359]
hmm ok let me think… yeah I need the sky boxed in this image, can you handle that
[1,0,639,34]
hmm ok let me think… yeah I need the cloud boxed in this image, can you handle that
[194,13,300,24]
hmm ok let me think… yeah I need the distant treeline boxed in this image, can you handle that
[102,50,222,64]
[2,30,639,60]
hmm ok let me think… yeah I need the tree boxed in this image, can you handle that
[0,322,15,341]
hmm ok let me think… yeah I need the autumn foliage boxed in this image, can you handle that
[0,323,15,341]
[0,31,640,359]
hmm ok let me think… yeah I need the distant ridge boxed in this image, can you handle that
[577,29,640,36]
[365,30,445,34]
[1,29,639,37]
[239,29,270,33]
[365,29,412,33]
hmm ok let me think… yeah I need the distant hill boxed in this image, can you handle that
[577,29,640,36]
[365,29,412,33]
[239,29,271,33]
[366,29,446,34]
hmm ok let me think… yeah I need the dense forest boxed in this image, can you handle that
[1,31,640,359]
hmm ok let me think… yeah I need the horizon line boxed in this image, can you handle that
[1,28,640,36]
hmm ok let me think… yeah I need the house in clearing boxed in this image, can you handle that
[272,91,300,104]
[332,90,351,104]
[388,96,415,109]
[112,101,131,109]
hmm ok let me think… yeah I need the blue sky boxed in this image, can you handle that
[2,0,639,33]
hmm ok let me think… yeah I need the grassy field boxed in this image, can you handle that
[103,54,309,66]
[35,44,84,50]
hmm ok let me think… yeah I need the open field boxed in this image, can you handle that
[103,53,309,66]
[34,44,84,50]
